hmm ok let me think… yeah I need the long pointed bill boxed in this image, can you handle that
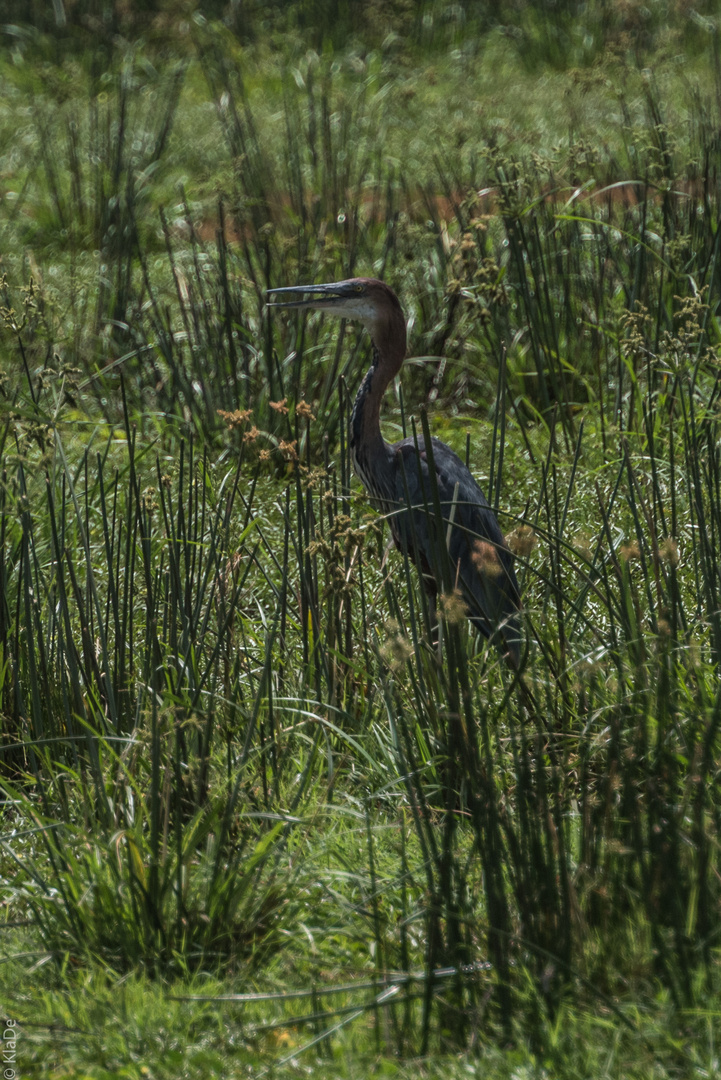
[265,282,353,311]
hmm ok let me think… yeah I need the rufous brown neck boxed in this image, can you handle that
[350,307,407,453]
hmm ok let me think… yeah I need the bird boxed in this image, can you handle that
[266,277,522,666]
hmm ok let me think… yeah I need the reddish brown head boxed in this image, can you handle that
[267,277,407,372]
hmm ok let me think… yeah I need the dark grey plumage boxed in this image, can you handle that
[267,277,522,665]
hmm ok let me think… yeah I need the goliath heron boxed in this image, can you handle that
[267,277,522,666]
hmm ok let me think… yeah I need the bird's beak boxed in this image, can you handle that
[265,282,352,311]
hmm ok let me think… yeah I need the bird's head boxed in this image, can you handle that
[267,277,406,364]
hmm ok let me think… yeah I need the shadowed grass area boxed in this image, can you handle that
[3,5,721,1073]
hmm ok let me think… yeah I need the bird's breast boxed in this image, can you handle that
[351,444,398,521]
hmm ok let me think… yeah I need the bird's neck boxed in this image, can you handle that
[350,349,387,457]
[350,315,406,461]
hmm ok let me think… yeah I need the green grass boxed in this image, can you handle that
[4,949,721,1078]
[4,3,721,1075]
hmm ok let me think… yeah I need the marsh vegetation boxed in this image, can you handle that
[3,2,721,1075]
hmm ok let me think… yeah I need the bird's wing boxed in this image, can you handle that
[392,437,521,656]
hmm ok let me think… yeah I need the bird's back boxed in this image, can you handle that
[388,436,521,663]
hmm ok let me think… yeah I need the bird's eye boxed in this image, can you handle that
[354,285,363,293]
